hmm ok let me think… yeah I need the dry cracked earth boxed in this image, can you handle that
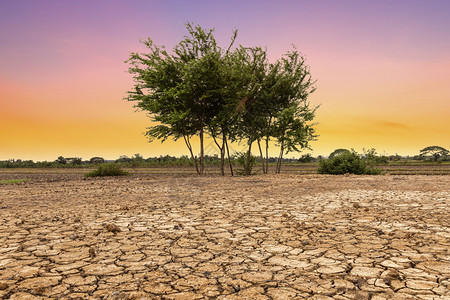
[0,173,449,299]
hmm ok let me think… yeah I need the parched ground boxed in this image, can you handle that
[0,172,449,299]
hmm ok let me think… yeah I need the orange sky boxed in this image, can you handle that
[1,1,449,161]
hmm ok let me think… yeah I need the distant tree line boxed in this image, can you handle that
[0,154,317,169]
[1,146,447,169]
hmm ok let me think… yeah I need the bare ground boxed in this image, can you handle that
[0,172,449,299]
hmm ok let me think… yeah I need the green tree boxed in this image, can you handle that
[90,157,105,164]
[55,156,67,165]
[126,24,236,175]
[126,32,200,173]
[126,24,318,176]
[419,146,449,161]
[231,46,270,175]
[70,157,82,166]
[273,49,317,174]
[273,105,317,174]
[206,33,239,176]
[229,46,318,175]
[130,153,145,167]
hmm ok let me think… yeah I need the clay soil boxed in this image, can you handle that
[0,171,449,299]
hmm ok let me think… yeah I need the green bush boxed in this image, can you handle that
[85,163,129,177]
[0,179,28,184]
[318,151,381,175]
[328,148,351,159]
[235,152,256,175]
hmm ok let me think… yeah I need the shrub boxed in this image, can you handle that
[0,179,28,184]
[235,152,256,175]
[318,151,381,175]
[85,163,129,177]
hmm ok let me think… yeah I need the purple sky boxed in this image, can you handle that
[1,0,449,160]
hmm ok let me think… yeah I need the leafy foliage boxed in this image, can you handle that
[420,146,449,161]
[318,150,381,175]
[89,157,105,164]
[328,149,350,159]
[125,24,232,175]
[55,156,67,165]
[235,152,256,175]
[85,163,129,177]
[125,23,318,175]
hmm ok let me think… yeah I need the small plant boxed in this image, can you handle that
[0,179,28,184]
[318,150,381,175]
[235,152,256,175]
[85,163,129,177]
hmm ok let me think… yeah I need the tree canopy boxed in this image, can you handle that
[329,149,351,159]
[125,23,318,175]
[420,146,449,161]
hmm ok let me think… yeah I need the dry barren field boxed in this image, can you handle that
[0,171,449,299]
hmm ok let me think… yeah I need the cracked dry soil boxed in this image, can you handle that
[0,173,449,299]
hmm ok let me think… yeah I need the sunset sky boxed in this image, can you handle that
[1,0,449,161]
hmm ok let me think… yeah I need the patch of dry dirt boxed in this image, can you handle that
[0,173,449,299]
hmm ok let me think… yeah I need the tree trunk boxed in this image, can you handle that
[245,141,253,176]
[276,141,284,174]
[183,135,200,174]
[257,139,266,174]
[199,127,204,175]
[265,117,272,174]
[220,132,226,176]
[225,138,234,176]
[265,136,270,174]
[212,133,225,176]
